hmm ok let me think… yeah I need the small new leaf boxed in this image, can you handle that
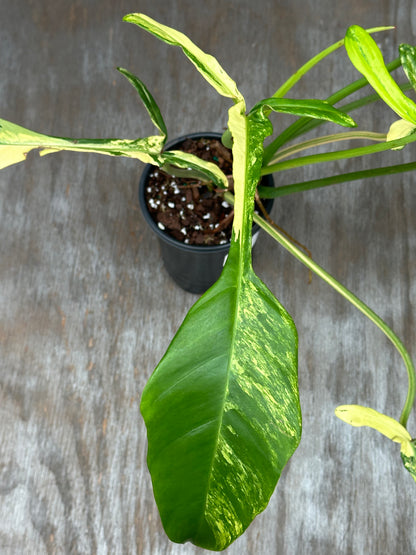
[386,118,416,149]
[221,129,233,149]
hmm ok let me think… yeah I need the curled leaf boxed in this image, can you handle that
[386,118,416,149]
[335,404,416,482]
[335,404,411,444]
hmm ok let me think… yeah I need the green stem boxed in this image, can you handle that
[272,26,394,99]
[225,191,416,427]
[266,131,386,166]
[339,90,400,114]
[262,132,416,175]
[263,57,402,164]
[272,39,346,99]
[258,160,416,198]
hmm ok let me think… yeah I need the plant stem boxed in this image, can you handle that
[225,191,416,428]
[276,81,411,145]
[337,84,413,114]
[258,160,416,198]
[262,57,402,164]
[262,132,416,175]
[272,26,394,99]
[266,131,386,166]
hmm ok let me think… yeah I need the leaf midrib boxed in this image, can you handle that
[195,123,250,540]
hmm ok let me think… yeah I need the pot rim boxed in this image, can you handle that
[138,131,274,253]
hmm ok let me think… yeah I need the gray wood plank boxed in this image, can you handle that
[0,1,415,553]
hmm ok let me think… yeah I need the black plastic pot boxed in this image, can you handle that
[138,132,274,294]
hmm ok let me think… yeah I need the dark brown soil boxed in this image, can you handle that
[144,137,234,246]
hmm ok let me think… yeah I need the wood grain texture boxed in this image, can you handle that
[0,1,415,553]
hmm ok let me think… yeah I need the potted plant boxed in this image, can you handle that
[0,13,415,551]
[138,131,275,293]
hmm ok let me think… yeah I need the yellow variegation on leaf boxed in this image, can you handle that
[386,118,416,150]
[336,404,416,482]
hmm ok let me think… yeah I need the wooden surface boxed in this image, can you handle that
[1,1,415,553]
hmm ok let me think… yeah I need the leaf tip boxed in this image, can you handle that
[122,13,137,23]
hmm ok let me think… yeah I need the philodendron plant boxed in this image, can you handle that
[1,14,416,551]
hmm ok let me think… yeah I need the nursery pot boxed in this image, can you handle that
[138,132,274,294]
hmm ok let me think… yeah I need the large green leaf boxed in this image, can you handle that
[250,97,356,127]
[141,92,301,549]
[345,25,416,123]
[141,254,300,550]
